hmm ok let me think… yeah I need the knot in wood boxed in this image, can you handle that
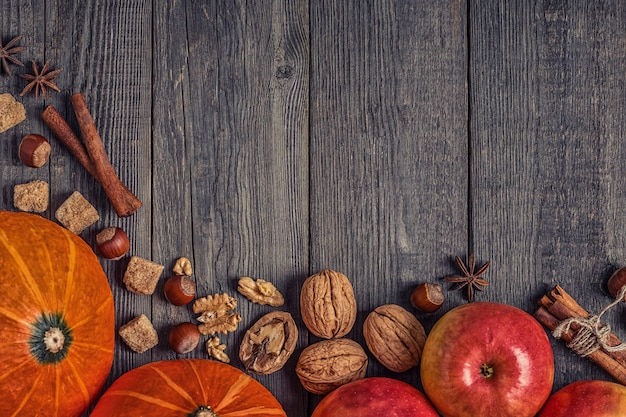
[276,65,293,79]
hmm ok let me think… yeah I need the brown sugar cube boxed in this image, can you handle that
[123,256,165,295]
[13,180,49,212]
[55,191,100,234]
[0,93,26,133]
[118,314,158,353]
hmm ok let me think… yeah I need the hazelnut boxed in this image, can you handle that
[168,322,200,354]
[163,275,196,306]
[608,267,626,301]
[19,134,51,168]
[410,282,444,312]
[95,227,130,260]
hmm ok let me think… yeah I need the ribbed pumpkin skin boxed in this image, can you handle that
[0,211,115,416]
[91,359,288,416]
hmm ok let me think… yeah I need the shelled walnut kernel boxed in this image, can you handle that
[172,257,192,276]
[237,277,285,306]
[192,293,241,335]
[206,336,230,363]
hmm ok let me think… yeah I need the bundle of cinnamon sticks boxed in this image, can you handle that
[41,93,142,217]
[535,285,626,385]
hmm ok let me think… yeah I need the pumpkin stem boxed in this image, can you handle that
[29,312,73,364]
[43,327,65,353]
[191,406,219,417]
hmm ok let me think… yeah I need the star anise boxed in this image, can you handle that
[19,61,63,99]
[444,254,490,302]
[0,35,25,76]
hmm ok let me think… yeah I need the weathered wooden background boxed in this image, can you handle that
[2,1,626,416]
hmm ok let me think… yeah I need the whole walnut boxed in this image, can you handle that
[300,269,357,339]
[363,304,426,373]
[295,338,368,395]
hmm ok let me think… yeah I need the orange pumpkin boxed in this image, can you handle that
[91,359,288,416]
[0,211,115,416]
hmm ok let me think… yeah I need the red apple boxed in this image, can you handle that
[311,377,439,417]
[537,380,626,416]
[420,302,554,417]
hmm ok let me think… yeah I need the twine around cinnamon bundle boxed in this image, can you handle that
[553,286,626,357]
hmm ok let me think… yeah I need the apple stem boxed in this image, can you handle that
[480,363,494,378]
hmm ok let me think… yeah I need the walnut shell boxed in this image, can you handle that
[295,338,368,395]
[239,311,298,374]
[363,304,426,373]
[300,269,357,339]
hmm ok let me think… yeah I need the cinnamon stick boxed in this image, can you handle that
[41,103,141,217]
[541,286,626,359]
[70,93,142,217]
[41,105,98,179]
[534,306,626,385]
[535,285,626,385]
[548,285,591,317]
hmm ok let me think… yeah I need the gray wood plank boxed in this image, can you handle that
[470,0,626,391]
[4,0,626,416]
[151,1,310,416]
[1,1,49,213]
[43,3,154,407]
[151,0,197,372]
[62,0,154,387]
[309,0,469,409]
[2,1,153,415]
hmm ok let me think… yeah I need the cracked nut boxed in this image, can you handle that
[172,256,192,276]
[193,292,242,335]
[238,277,285,307]
[295,338,368,395]
[363,304,426,373]
[239,311,298,374]
[206,336,230,363]
[300,269,357,339]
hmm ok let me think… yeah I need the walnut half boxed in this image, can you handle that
[193,293,242,335]
[237,277,285,307]
[239,311,298,374]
